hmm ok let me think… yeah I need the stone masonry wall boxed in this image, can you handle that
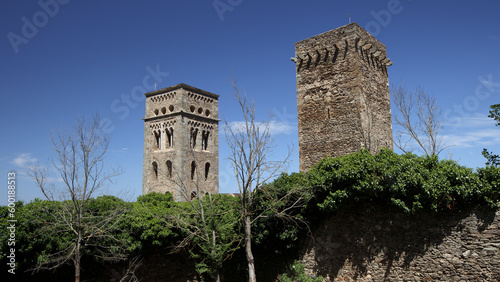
[295,23,393,172]
[299,206,500,281]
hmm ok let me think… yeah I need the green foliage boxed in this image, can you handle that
[0,199,69,272]
[174,194,241,280]
[482,104,500,167]
[1,196,135,275]
[488,103,500,126]
[80,196,133,260]
[279,260,323,282]
[483,149,500,167]
[477,165,500,205]
[308,149,499,214]
[125,192,178,250]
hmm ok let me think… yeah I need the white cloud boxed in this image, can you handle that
[442,113,500,148]
[227,120,296,136]
[443,129,500,148]
[12,153,37,168]
[45,177,64,183]
[268,120,296,135]
[108,148,129,154]
[445,113,496,129]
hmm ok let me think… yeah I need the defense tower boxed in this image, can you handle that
[294,23,393,172]
[142,83,219,202]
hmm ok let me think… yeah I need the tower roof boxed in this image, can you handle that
[145,83,219,99]
[296,22,387,52]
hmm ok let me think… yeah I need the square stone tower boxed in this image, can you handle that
[142,83,219,202]
[294,23,393,172]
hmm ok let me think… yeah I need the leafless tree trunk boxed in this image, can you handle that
[392,85,448,156]
[224,80,308,282]
[27,115,124,282]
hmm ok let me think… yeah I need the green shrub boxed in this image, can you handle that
[279,260,322,282]
[305,149,499,214]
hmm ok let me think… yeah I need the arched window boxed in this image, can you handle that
[170,128,174,147]
[190,128,198,149]
[166,160,172,178]
[152,162,158,180]
[154,130,161,149]
[165,127,174,148]
[204,162,210,180]
[202,131,210,151]
[191,161,196,180]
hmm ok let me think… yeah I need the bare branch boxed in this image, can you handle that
[391,85,450,156]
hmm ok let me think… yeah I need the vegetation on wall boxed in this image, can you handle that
[2,149,499,281]
[308,149,499,214]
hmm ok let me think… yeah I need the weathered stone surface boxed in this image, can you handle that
[142,83,219,201]
[298,207,500,281]
[294,23,393,172]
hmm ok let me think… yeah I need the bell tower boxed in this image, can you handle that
[142,83,219,201]
[294,23,393,171]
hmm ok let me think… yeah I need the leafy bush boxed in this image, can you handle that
[279,260,323,282]
[125,192,178,251]
[307,149,499,214]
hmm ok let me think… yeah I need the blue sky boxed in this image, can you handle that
[1,0,500,205]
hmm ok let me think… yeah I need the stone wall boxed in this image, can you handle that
[299,206,500,281]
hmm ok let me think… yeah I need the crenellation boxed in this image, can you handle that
[294,38,390,77]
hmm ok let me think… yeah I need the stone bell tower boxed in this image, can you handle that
[294,23,393,172]
[142,83,219,202]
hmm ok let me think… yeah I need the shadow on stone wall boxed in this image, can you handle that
[300,205,499,281]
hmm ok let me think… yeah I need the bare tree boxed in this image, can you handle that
[224,81,310,282]
[27,115,125,282]
[392,85,448,156]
